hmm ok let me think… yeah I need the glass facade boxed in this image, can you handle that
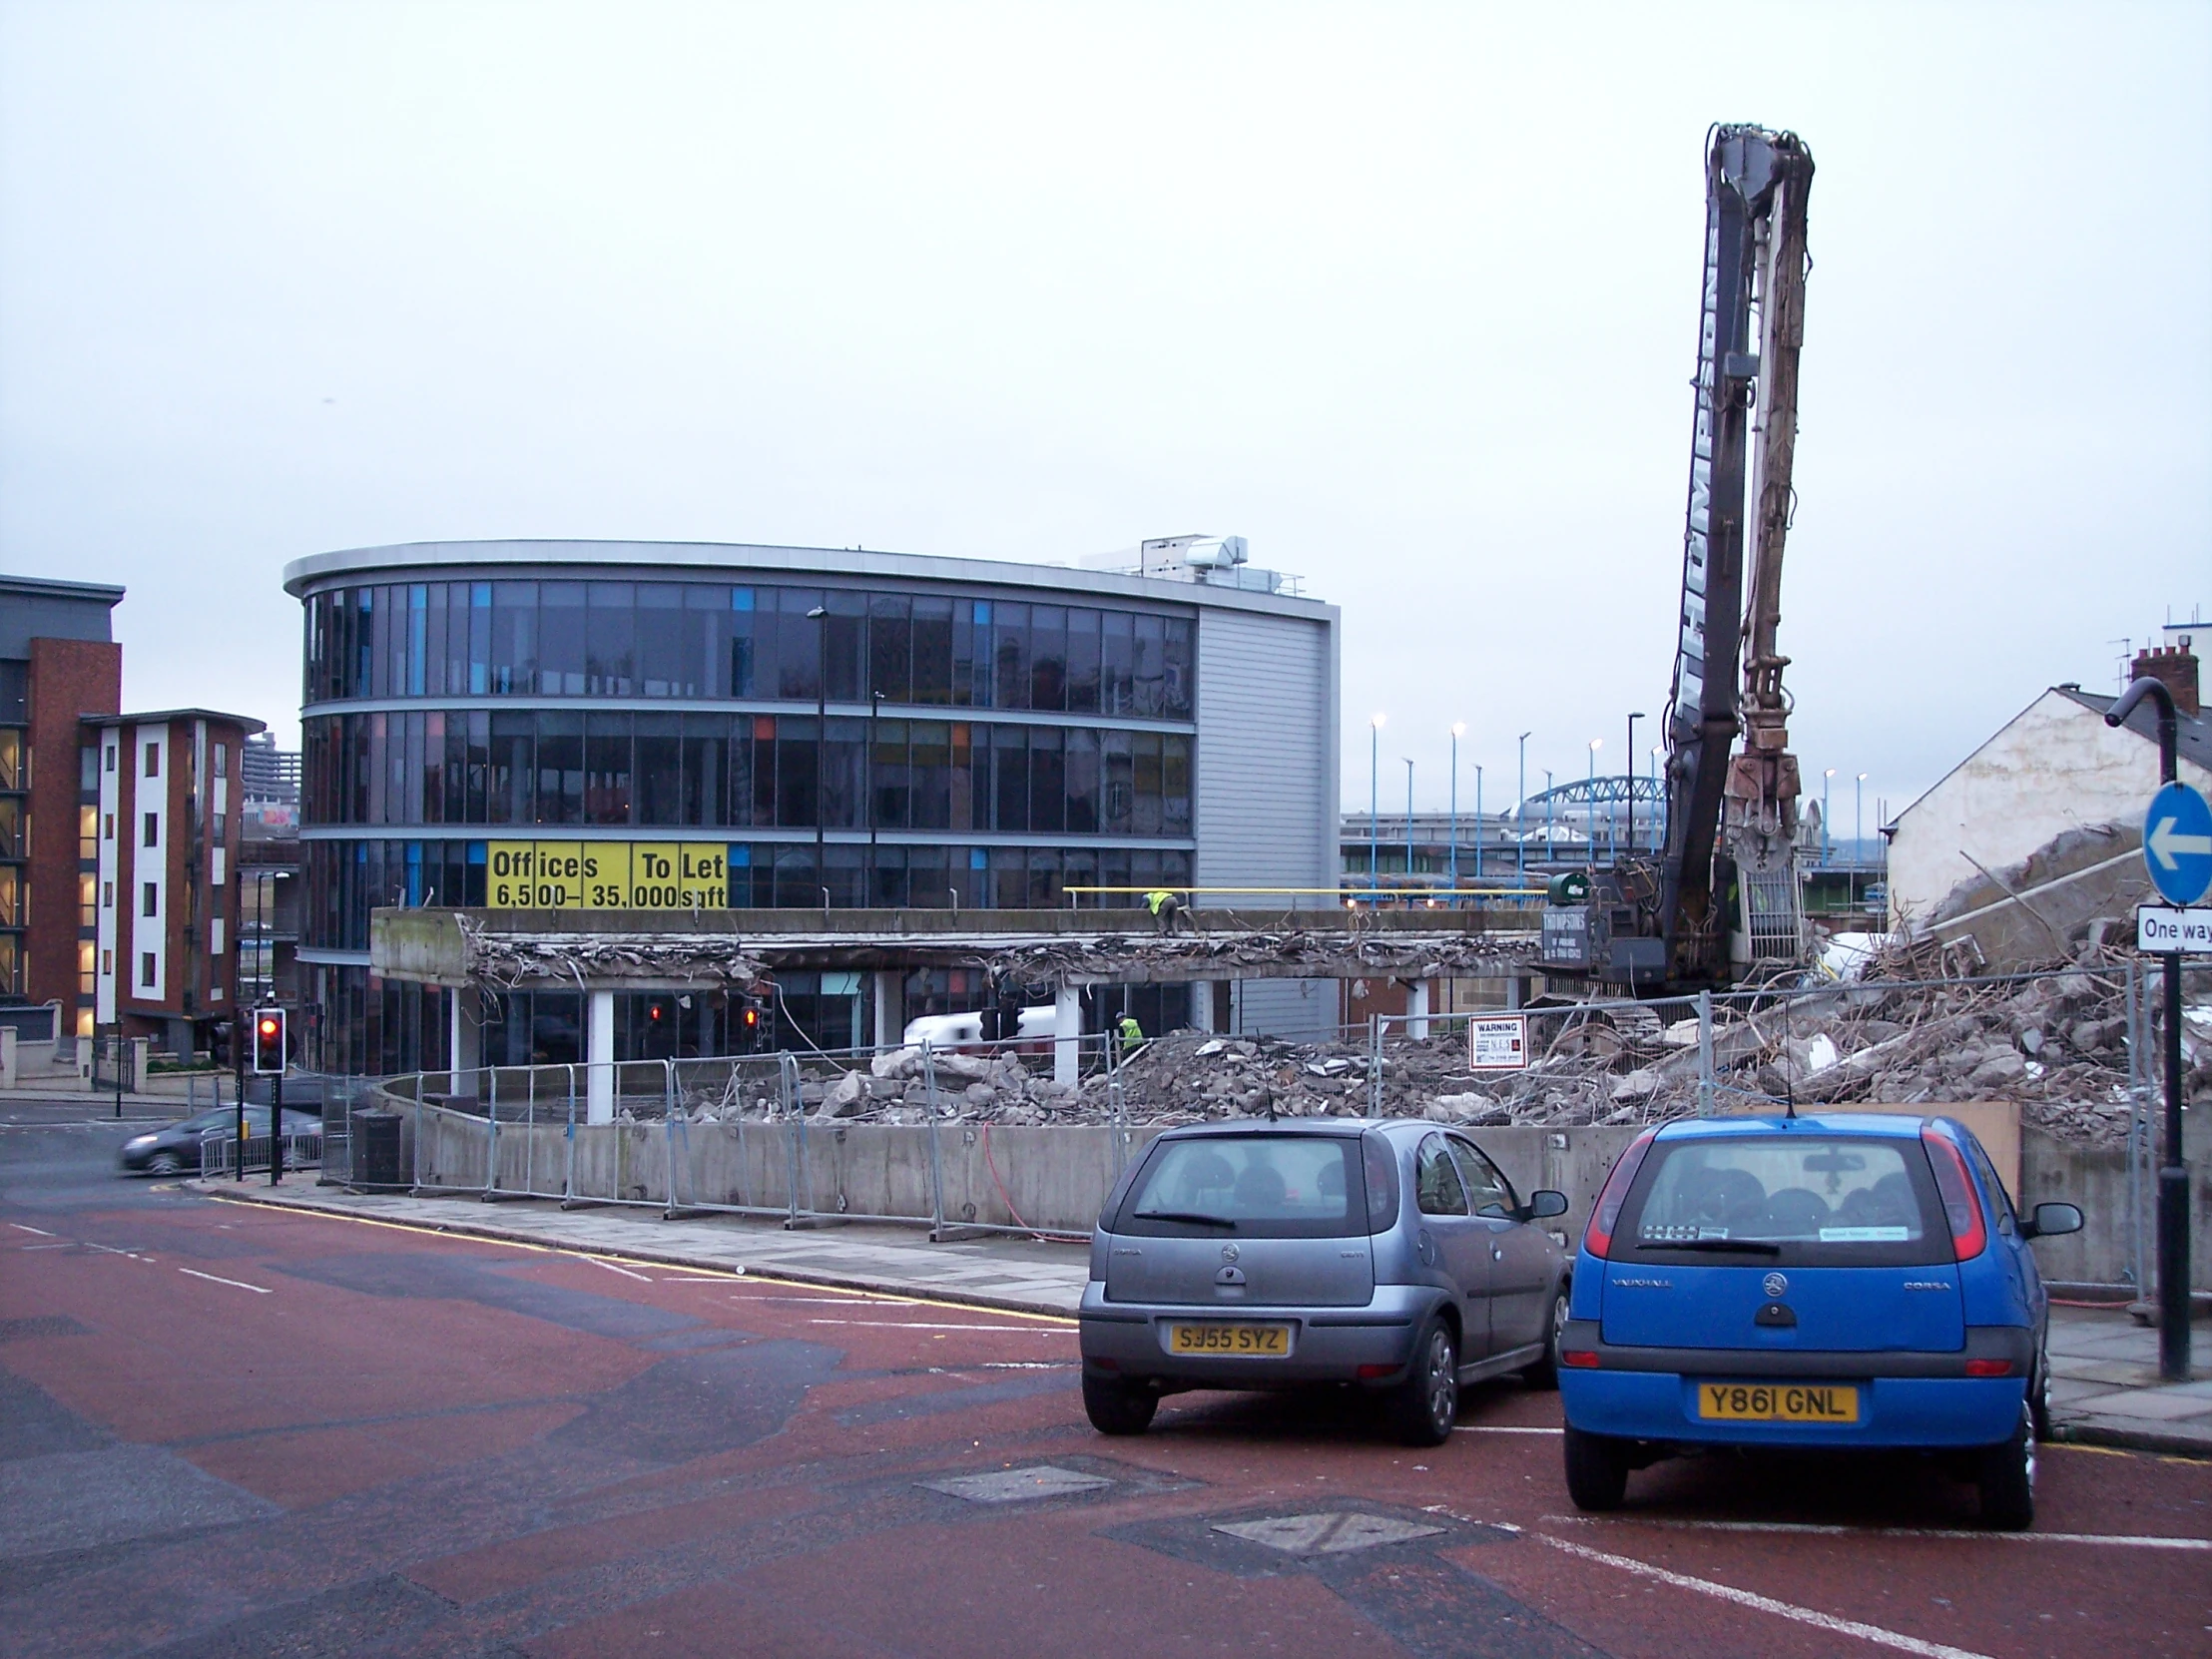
[298,562,1208,1074]
[303,581,1194,718]
[300,710,1189,835]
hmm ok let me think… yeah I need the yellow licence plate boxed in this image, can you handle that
[1698,1382,1859,1422]
[1167,1323,1293,1357]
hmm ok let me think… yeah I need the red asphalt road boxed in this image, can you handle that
[3,1173,2209,1658]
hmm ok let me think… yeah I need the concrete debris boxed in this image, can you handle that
[460,917,764,991]
[982,928,1536,986]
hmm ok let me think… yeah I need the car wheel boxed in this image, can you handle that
[2028,1337,2052,1441]
[1387,1315,1458,1447]
[1976,1400,2036,1531]
[1083,1375,1157,1436]
[1522,1287,1569,1390]
[1563,1423,1630,1511]
[147,1151,183,1178]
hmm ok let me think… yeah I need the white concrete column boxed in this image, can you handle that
[1505,976,1523,1011]
[586,989,616,1124]
[1054,981,1081,1085]
[450,987,485,1095]
[1189,979,1216,1034]
[872,970,903,1051]
[1407,977,1431,1041]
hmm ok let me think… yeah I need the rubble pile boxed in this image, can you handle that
[668,944,2209,1147]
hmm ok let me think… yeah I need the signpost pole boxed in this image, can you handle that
[2107,677,2197,1382]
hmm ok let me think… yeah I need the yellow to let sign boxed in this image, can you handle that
[485,842,728,910]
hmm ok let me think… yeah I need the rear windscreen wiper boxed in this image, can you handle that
[1131,1210,1237,1229]
[1635,1238,1783,1255]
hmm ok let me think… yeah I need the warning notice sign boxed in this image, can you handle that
[1468,1014,1529,1072]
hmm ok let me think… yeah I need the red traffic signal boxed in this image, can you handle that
[252,1007,285,1075]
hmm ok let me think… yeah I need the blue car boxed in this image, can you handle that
[1556,1113,2082,1529]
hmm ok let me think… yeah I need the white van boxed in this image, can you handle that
[901,1005,1059,1049]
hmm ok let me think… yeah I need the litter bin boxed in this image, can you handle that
[350,1111,404,1192]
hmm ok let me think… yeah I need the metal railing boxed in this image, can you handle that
[367,1031,1141,1241]
[199,1124,323,1180]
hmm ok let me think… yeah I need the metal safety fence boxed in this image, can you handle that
[362,1031,1145,1241]
[199,1123,324,1180]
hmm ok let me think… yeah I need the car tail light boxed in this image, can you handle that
[1091,1357,1119,1373]
[1922,1128,1988,1261]
[1582,1128,1658,1259]
[1357,1363,1398,1380]
[1561,1351,1600,1369]
[1964,1359,2013,1378]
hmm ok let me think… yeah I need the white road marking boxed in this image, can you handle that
[1453,1424,1563,1434]
[807,1319,1073,1334]
[9,1223,55,1235]
[178,1268,273,1295]
[572,1255,653,1282]
[1537,1533,1994,1659]
[1546,1513,2212,1551]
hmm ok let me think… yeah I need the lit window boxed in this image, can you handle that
[101,948,112,976]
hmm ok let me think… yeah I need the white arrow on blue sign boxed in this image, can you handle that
[2143,780,2212,905]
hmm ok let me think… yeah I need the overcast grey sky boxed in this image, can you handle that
[2,2,2205,828]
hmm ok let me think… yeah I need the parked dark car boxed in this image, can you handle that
[117,1106,322,1176]
[1079,1118,1573,1445]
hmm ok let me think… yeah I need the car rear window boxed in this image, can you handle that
[1616,1135,1952,1266]
[1114,1135,1365,1239]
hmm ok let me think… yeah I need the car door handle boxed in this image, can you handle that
[1491,1247,1504,1261]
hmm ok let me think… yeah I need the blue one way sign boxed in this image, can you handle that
[2143,780,2212,905]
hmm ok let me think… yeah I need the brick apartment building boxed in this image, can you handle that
[1,575,124,1038]
[90,710,264,1055]
[2,574,265,1056]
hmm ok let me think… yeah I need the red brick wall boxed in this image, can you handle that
[25,639,119,1014]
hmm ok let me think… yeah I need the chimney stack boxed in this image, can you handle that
[2130,643,2200,718]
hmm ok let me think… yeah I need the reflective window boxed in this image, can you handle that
[305,579,1195,719]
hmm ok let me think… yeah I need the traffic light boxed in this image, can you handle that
[252,1007,285,1075]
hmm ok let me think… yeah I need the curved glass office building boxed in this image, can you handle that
[286,539,1339,1074]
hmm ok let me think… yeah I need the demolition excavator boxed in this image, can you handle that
[1547,125,1816,991]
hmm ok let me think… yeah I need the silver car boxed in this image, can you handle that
[1078,1118,1572,1445]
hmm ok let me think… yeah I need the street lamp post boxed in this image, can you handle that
[1403,758,1415,890]
[1626,712,1644,857]
[1448,724,1464,896]
[1650,747,1663,852]
[1855,772,1868,900]
[1543,770,1554,866]
[1587,740,1602,867]
[1474,764,1484,882]
[1516,732,1531,880]
[1369,715,1385,891]
[1822,768,1836,866]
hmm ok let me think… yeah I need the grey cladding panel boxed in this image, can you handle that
[1194,609,1333,901]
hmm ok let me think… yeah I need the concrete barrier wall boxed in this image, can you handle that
[398,1104,2210,1289]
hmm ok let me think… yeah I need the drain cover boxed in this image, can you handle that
[921,1465,1113,1504]
[1213,1512,1445,1555]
